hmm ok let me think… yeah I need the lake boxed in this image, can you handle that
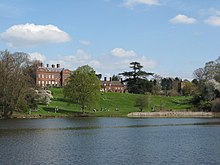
[0,117,220,165]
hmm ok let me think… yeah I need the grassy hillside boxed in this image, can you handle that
[33,88,192,117]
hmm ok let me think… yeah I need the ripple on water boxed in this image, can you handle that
[0,118,220,165]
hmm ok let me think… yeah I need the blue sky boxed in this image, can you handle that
[0,0,220,79]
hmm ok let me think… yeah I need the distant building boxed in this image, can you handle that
[34,63,126,92]
[35,63,71,87]
[101,77,126,93]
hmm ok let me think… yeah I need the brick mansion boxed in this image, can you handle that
[35,63,71,87]
[34,63,125,93]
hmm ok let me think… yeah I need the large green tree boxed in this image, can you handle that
[0,50,37,118]
[120,62,153,94]
[63,65,100,113]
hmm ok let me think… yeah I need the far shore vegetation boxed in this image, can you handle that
[1,50,220,118]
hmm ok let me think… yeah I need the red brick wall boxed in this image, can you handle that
[35,65,71,87]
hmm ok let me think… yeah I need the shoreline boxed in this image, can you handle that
[4,111,220,119]
[8,113,90,119]
[127,111,220,118]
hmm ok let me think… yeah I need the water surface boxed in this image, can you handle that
[0,117,220,165]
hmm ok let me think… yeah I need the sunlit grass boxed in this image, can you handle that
[33,88,192,117]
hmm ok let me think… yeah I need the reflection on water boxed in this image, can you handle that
[0,118,220,165]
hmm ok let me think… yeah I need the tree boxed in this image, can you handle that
[135,95,150,111]
[0,50,36,118]
[193,58,220,82]
[96,73,102,80]
[211,98,220,112]
[182,81,197,96]
[161,78,173,95]
[191,56,220,111]
[36,89,53,106]
[112,74,121,81]
[193,68,204,83]
[151,74,162,95]
[63,65,100,113]
[120,62,153,94]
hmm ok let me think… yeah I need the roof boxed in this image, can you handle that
[37,67,65,73]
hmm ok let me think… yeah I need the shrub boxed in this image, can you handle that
[212,98,220,112]
[36,89,53,105]
[199,100,212,112]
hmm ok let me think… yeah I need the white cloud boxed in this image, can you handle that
[49,49,101,71]
[169,14,197,24]
[0,23,70,47]
[199,8,220,16]
[48,48,156,77]
[106,48,156,77]
[205,16,220,26]
[79,40,91,46]
[110,48,156,68]
[208,8,220,16]
[114,56,156,69]
[137,56,156,69]
[89,60,101,68]
[111,48,137,58]
[29,52,46,62]
[74,49,91,61]
[122,0,159,8]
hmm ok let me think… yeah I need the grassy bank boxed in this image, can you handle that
[22,88,192,118]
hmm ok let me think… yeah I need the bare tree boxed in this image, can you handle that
[193,68,204,82]
[0,50,36,118]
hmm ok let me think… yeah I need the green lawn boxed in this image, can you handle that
[32,88,192,117]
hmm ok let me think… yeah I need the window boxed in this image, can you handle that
[46,74,48,78]
[49,75,51,79]
[38,74,40,78]
[52,75,54,79]
[38,81,41,85]
[42,74,44,78]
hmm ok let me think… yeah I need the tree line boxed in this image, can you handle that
[119,61,185,96]
[1,49,220,117]
[115,59,220,112]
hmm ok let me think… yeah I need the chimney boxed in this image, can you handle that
[47,64,49,67]
[57,64,60,68]
[104,77,107,81]
[52,64,55,68]
[110,77,112,81]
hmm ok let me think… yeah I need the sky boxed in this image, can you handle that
[1,0,220,79]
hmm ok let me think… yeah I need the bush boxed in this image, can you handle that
[212,98,220,112]
[199,100,212,112]
[16,98,29,113]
